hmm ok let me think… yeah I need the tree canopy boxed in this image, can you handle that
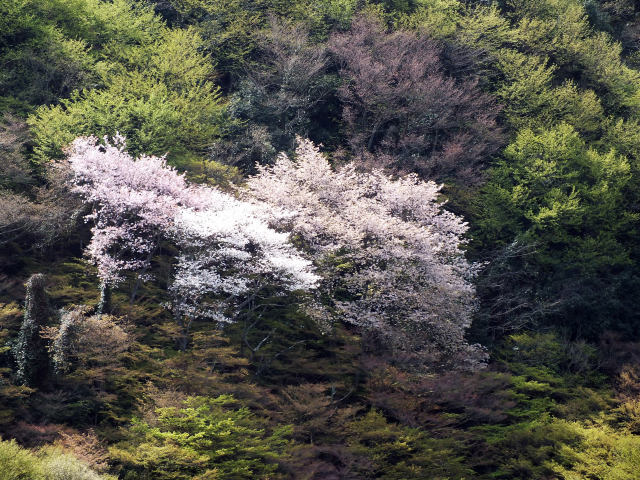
[2,0,640,478]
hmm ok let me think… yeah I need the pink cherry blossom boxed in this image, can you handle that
[67,136,317,329]
[247,137,486,367]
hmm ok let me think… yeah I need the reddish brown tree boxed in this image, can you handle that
[329,15,502,184]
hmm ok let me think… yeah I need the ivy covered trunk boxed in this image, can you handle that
[12,274,51,386]
[97,281,112,315]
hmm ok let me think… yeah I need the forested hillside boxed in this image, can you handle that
[2,0,640,478]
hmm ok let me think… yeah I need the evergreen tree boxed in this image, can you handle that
[12,274,51,386]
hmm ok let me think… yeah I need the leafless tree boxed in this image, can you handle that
[329,14,503,184]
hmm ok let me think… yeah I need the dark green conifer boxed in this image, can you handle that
[12,274,51,386]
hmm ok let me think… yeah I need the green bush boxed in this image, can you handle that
[0,0,162,110]
[0,439,43,480]
[0,439,114,480]
[550,420,640,479]
[478,124,636,336]
[110,395,292,479]
[345,410,472,479]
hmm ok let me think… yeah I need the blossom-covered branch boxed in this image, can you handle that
[67,136,317,333]
[247,137,485,368]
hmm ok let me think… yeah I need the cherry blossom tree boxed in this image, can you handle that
[247,138,486,369]
[67,134,205,287]
[67,135,317,348]
[169,191,318,349]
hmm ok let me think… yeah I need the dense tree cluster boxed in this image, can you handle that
[3,0,640,478]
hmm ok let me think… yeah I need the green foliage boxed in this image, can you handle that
[0,1,91,110]
[507,0,640,115]
[549,420,640,479]
[0,0,162,111]
[493,125,627,252]
[405,0,640,125]
[431,331,616,478]
[345,410,472,479]
[473,415,640,480]
[0,439,114,480]
[495,50,604,133]
[2,0,226,168]
[501,332,600,374]
[193,0,267,76]
[495,333,610,417]
[478,124,637,334]
[478,416,581,479]
[0,438,43,480]
[28,27,224,164]
[111,395,291,479]
[397,0,462,35]
[193,0,360,72]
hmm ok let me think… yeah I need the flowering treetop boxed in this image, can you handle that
[247,138,484,367]
[67,135,317,323]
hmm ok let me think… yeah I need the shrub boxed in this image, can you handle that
[345,410,472,479]
[0,438,43,480]
[110,395,292,479]
[0,439,114,480]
